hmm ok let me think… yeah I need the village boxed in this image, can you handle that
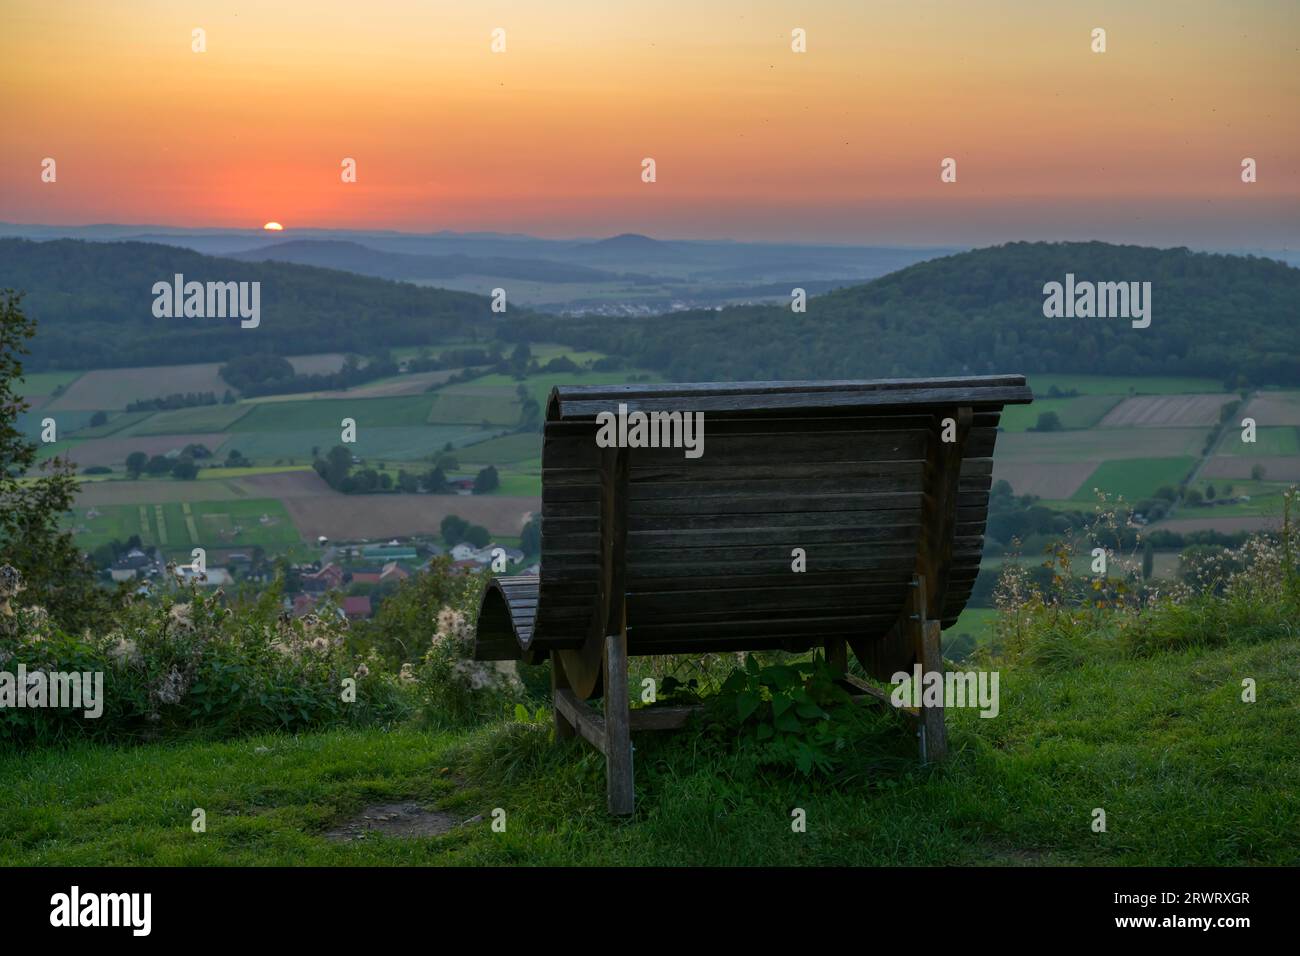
[104,535,533,621]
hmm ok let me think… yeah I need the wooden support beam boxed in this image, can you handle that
[837,673,920,721]
[918,618,948,763]
[550,655,575,740]
[629,705,698,731]
[824,635,848,675]
[604,629,634,815]
[554,688,607,754]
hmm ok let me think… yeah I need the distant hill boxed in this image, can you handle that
[517,241,1300,386]
[567,233,692,262]
[0,239,503,370]
[230,239,622,283]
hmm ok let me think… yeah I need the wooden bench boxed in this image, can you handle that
[473,376,1033,813]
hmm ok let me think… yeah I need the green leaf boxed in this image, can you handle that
[770,693,794,717]
[736,690,762,722]
[514,703,529,721]
[774,709,802,733]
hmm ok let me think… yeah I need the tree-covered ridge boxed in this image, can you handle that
[522,242,1300,386]
[0,239,502,370]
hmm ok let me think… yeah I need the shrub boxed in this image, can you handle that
[414,606,523,727]
[0,568,408,745]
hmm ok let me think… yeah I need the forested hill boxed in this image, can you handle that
[526,242,1300,386]
[0,239,501,369]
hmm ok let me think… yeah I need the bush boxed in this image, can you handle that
[0,568,409,745]
[414,606,523,727]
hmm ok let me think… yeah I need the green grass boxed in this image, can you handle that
[427,388,521,426]
[219,426,499,463]
[2,626,1295,866]
[490,472,543,496]
[1071,457,1197,501]
[69,498,302,552]
[999,394,1122,432]
[230,395,437,432]
[471,370,664,413]
[456,432,543,465]
[122,403,255,436]
[16,370,82,396]
[1028,374,1224,397]
[70,411,154,439]
[1220,426,1300,457]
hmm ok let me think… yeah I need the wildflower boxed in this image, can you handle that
[168,603,193,631]
[153,667,189,705]
[354,663,370,680]
[399,663,416,685]
[108,636,141,666]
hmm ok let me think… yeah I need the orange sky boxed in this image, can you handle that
[1,0,1296,245]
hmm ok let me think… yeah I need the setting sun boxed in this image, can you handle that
[262,222,284,231]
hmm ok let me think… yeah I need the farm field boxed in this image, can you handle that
[997,427,1208,463]
[1242,391,1300,426]
[218,424,498,462]
[1217,426,1300,456]
[69,497,303,555]
[472,370,665,411]
[67,410,154,439]
[43,362,233,410]
[120,402,255,435]
[281,493,537,540]
[1025,374,1223,396]
[426,385,521,425]
[1098,393,1232,428]
[230,394,438,431]
[998,394,1120,432]
[454,432,542,465]
[1069,457,1197,502]
[40,432,221,468]
[1202,454,1300,481]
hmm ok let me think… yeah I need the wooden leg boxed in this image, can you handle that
[917,619,948,763]
[604,630,634,815]
[551,654,575,740]
[824,636,848,675]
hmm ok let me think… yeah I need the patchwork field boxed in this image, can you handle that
[1242,391,1300,426]
[990,460,1098,499]
[1026,374,1223,396]
[998,394,1121,432]
[44,363,233,410]
[120,403,255,435]
[455,432,543,465]
[70,498,303,554]
[218,425,499,462]
[281,494,537,539]
[1099,394,1232,428]
[996,427,1208,463]
[44,433,221,468]
[1201,454,1300,481]
[1216,426,1300,457]
[427,385,522,425]
[1069,456,1197,501]
[230,394,437,431]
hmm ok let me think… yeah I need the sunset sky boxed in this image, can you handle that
[2,0,1296,246]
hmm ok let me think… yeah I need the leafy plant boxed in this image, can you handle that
[707,654,879,776]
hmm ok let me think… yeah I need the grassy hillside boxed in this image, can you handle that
[3,623,1295,866]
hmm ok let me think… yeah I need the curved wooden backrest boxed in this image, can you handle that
[478,376,1031,674]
